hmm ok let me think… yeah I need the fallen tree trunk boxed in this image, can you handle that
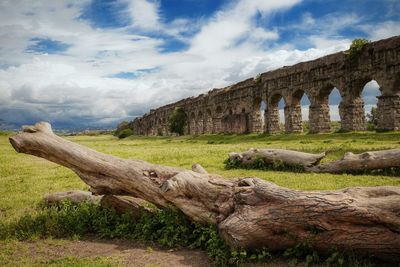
[9,122,400,261]
[307,149,400,173]
[228,148,326,169]
[228,148,400,174]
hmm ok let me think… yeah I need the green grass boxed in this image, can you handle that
[1,131,400,222]
[1,131,400,266]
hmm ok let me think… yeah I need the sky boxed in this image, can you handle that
[0,0,399,130]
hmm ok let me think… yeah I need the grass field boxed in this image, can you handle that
[1,131,400,266]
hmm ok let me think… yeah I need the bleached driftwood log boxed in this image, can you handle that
[308,149,400,173]
[228,148,326,168]
[228,148,400,174]
[9,122,400,261]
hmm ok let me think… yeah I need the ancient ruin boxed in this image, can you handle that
[125,36,400,135]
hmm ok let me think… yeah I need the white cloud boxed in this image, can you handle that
[0,0,395,128]
[361,21,400,40]
[126,0,161,31]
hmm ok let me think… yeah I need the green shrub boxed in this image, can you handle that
[117,128,133,139]
[168,107,187,135]
[347,38,370,60]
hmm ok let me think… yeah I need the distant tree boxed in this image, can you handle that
[347,38,370,60]
[169,107,187,135]
[117,128,133,139]
[366,107,378,126]
[114,120,130,137]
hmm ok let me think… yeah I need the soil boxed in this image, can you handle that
[4,239,295,266]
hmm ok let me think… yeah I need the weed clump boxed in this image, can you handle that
[224,156,305,173]
[346,38,370,61]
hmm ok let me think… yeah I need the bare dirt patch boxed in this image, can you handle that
[0,239,298,266]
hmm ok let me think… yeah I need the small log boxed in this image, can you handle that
[307,149,400,173]
[9,122,400,261]
[44,190,102,205]
[228,148,326,168]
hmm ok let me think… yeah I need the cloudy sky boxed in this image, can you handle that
[0,0,399,129]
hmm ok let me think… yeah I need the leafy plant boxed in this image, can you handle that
[253,73,262,84]
[168,107,187,135]
[116,128,133,139]
[346,38,370,60]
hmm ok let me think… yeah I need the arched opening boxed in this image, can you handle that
[311,85,342,133]
[260,100,266,131]
[228,109,233,115]
[327,88,342,131]
[361,80,381,130]
[216,106,222,114]
[278,98,285,131]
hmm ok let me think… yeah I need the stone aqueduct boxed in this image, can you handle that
[127,36,400,135]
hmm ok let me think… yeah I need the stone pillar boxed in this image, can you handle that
[213,116,222,133]
[250,110,263,133]
[309,103,330,133]
[285,105,303,133]
[376,95,400,131]
[189,119,196,134]
[266,106,280,134]
[339,98,366,131]
[197,119,204,134]
[205,118,213,133]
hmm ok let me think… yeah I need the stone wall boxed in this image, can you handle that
[127,36,400,135]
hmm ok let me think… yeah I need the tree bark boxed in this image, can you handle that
[228,148,326,168]
[229,148,400,174]
[307,149,400,173]
[9,122,400,261]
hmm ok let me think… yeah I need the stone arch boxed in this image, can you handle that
[266,93,287,133]
[287,89,311,133]
[309,84,343,133]
[360,80,381,130]
[251,97,266,133]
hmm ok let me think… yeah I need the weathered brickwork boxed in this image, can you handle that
[127,36,400,135]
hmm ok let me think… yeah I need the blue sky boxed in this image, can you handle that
[0,0,399,129]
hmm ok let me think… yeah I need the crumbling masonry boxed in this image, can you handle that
[124,36,400,135]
